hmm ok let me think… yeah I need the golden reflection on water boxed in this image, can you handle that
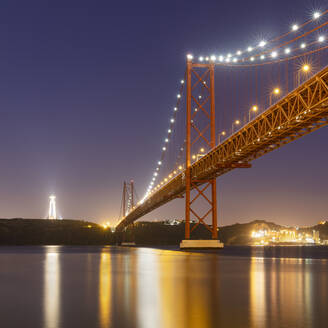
[250,257,266,328]
[157,251,214,328]
[249,254,321,328]
[136,249,161,328]
[50,247,327,328]
[99,251,112,328]
[43,246,61,328]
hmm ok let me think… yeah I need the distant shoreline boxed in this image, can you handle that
[0,218,327,246]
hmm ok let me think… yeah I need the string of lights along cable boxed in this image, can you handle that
[122,8,328,220]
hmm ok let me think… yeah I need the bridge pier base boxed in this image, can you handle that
[180,239,224,249]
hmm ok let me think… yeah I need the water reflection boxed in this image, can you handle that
[137,249,160,328]
[99,251,112,327]
[43,246,61,328]
[248,253,326,327]
[250,257,266,327]
[28,246,328,328]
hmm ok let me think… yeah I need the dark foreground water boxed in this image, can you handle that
[0,246,328,328]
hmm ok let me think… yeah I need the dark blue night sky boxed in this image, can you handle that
[0,0,327,226]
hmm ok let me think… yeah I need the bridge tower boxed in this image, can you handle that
[121,180,137,218]
[181,56,223,248]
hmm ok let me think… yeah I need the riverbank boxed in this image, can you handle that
[0,219,114,245]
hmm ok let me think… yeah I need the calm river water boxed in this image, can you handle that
[0,246,327,328]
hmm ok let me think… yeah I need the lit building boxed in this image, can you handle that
[250,226,322,245]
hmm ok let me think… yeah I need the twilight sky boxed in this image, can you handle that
[0,0,327,227]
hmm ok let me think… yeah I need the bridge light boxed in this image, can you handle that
[164,178,168,182]
[233,58,238,63]
[210,55,216,61]
[158,161,162,165]
[199,56,204,62]
[247,46,253,52]
[300,43,306,49]
[271,51,278,58]
[252,105,258,112]
[302,64,310,72]
[235,120,240,125]
[285,48,291,54]
[219,55,224,62]
[173,170,177,174]
[318,35,325,42]
[192,154,196,160]
[250,57,255,62]
[170,118,175,123]
[236,50,242,56]
[178,165,183,170]
[177,94,181,99]
[221,131,226,136]
[169,174,172,178]
[181,80,184,84]
[162,147,166,151]
[174,107,178,111]
[260,55,265,60]
[186,54,193,60]
[313,12,321,19]
[259,40,267,47]
[168,129,172,133]
[200,148,205,153]
[273,88,281,95]
[292,24,299,31]
[165,138,169,142]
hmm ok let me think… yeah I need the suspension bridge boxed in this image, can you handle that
[115,10,328,248]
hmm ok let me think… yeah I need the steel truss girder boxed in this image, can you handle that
[116,65,328,231]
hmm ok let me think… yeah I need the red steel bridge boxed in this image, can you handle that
[116,10,328,244]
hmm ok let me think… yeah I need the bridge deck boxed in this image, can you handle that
[116,65,328,231]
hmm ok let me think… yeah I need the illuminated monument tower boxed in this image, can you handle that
[48,195,57,220]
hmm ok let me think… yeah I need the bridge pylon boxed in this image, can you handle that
[181,57,223,249]
[121,180,137,218]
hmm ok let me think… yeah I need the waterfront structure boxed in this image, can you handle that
[251,227,322,245]
[48,195,57,220]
